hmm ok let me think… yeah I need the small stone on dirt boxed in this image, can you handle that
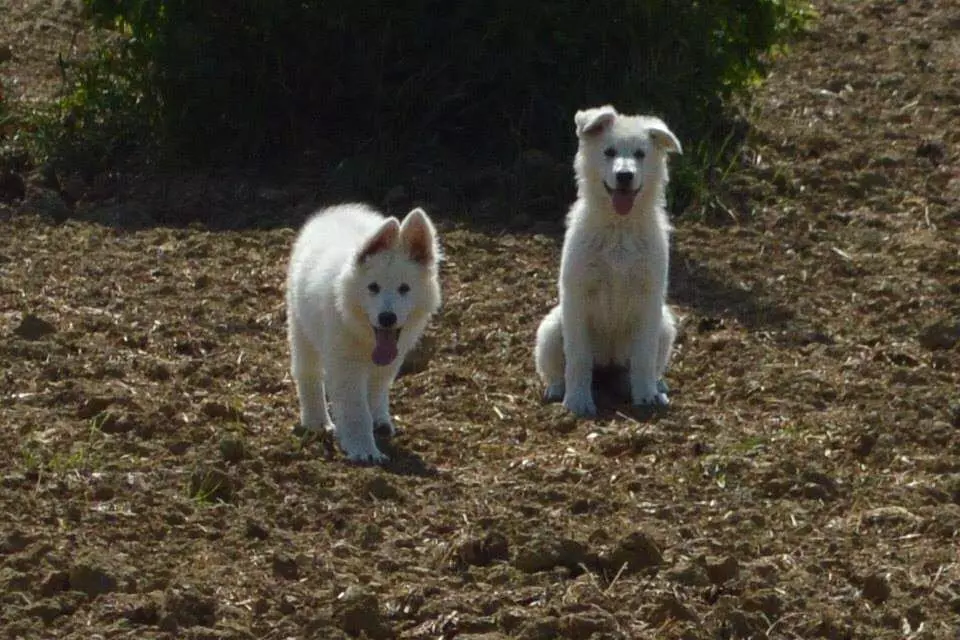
[13,314,57,340]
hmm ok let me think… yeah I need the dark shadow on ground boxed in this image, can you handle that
[15,154,794,332]
[670,249,796,331]
[291,424,437,477]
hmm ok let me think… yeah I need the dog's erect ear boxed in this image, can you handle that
[648,120,683,155]
[399,207,439,267]
[357,217,400,264]
[575,105,618,138]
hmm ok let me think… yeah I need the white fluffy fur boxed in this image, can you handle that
[286,203,441,462]
[534,105,681,416]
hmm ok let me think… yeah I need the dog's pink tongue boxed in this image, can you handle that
[611,191,635,215]
[372,328,399,366]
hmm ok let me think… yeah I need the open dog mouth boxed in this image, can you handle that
[372,326,402,366]
[603,182,640,216]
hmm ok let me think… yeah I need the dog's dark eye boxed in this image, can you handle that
[398,283,410,295]
[633,149,646,160]
[603,147,616,158]
[367,283,380,294]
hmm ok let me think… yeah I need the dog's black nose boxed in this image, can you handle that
[378,311,397,328]
[615,171,634,187]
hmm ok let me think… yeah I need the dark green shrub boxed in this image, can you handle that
[41,0,812,212]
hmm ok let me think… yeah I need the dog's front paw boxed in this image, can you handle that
[632,381,669,408]
[563,391,597,417]
[543,382,565,404]
[336,427,389,464]
[632,390,669,408]
[342,444,389,464]
[633,395,669,408]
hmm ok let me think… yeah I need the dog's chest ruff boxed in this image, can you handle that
[583,229,653,289]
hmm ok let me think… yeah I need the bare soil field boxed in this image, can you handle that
[1,1,958,638]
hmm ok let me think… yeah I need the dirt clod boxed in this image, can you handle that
[557,611,618,637]
[601,530,663,575]
[860,572,892,604]
[271,552,299,580]
[39,570,69,596]
[705,556,740,585]
[456,531,510,567]
[12,313,57,340]
[513,536,588,574]
[364,475,401,501]
[160,586,218,630]
[68,562,118,598]
[334,585,392,639]
[665,559,710,586]
[919,320,960,350]
[245,518,269,540]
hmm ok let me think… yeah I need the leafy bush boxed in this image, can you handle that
[40,0,812,212]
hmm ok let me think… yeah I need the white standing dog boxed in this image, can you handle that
[535,105,681,417]
[286,204,442,462]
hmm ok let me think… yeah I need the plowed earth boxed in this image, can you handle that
[1,1,958,638]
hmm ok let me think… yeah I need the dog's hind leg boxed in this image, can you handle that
[534,306,566,403]
[289,320,332,431]
[655,305,677,400]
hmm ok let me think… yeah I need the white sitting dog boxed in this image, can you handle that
[534,105,681,417]
[286,204,442,462]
